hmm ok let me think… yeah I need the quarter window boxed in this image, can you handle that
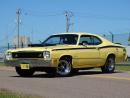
[79,35,102,45]
[79,35,93,45]
[93,37,102,45]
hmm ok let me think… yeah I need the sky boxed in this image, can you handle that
[0,0,130,47]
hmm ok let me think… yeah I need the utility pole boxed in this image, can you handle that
[31,29,34,43]
[6,33,10,49]
[16,8,21,48]
[65,11,73,32]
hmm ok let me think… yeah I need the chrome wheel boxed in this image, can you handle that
[101,56,115,73]
[107,58,115,71]
[57,60,71,76]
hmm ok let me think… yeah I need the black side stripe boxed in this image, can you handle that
[99,45,124,49]
[52,48,96,51]
[52,45,124,51]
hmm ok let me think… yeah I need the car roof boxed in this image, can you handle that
[52,32,114,45]
[52,32,99,36]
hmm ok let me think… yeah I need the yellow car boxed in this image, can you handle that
[5,32,127,77]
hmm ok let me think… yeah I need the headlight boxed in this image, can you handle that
[43,51,50,59]
[5,52,12,60]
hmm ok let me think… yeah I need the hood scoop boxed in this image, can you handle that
[28,44,43,47]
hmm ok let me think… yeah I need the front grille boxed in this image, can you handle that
[12,52,43,58]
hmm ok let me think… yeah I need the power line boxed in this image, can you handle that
[21,9,130,21]
[15,8,130,35]
[23,9,75,32]
[74,12,130,21]
[23,9,64,17]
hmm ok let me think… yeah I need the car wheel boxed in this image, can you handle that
[56,60,72,76]
[15,67,35,77]
[101,56,115,73]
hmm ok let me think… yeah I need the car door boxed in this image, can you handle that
[76,35,102,68]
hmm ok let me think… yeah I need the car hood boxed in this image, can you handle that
[7,45,77,53]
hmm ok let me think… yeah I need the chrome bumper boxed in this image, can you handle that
[5,59,53,67]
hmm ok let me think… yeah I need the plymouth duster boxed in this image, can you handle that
[5,32,127,77]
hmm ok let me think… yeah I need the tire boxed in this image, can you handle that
[15,67,35,77]
[101,56,115,73]
[56,60,72,76]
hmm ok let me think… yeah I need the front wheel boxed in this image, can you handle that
[15,67,35,77]
[56,60,72,76]
[101,56,115,73]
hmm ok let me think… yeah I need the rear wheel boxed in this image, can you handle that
[15,67,35,77]
[101,56,115,73]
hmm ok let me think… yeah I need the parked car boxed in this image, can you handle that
[125,46,130,61]
[5,32,127,77]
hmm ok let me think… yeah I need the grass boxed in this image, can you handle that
[0,88,42,98]
[0,62,5,66]
[116,65,130,71]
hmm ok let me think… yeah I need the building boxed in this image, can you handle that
[13,36,30,48]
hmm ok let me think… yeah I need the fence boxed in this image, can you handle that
[102,32,130,45]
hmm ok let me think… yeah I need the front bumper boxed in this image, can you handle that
[5,59,54,68]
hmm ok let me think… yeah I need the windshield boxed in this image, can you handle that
[42,34,78,46]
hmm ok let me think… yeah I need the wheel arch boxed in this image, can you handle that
[59,55,73,63]
[105,53,116,63]
[107,53,116,59]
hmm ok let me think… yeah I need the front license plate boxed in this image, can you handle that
[20,64,30,69]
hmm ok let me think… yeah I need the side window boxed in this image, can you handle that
[79,35,93,45]
[92,36,102,45]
